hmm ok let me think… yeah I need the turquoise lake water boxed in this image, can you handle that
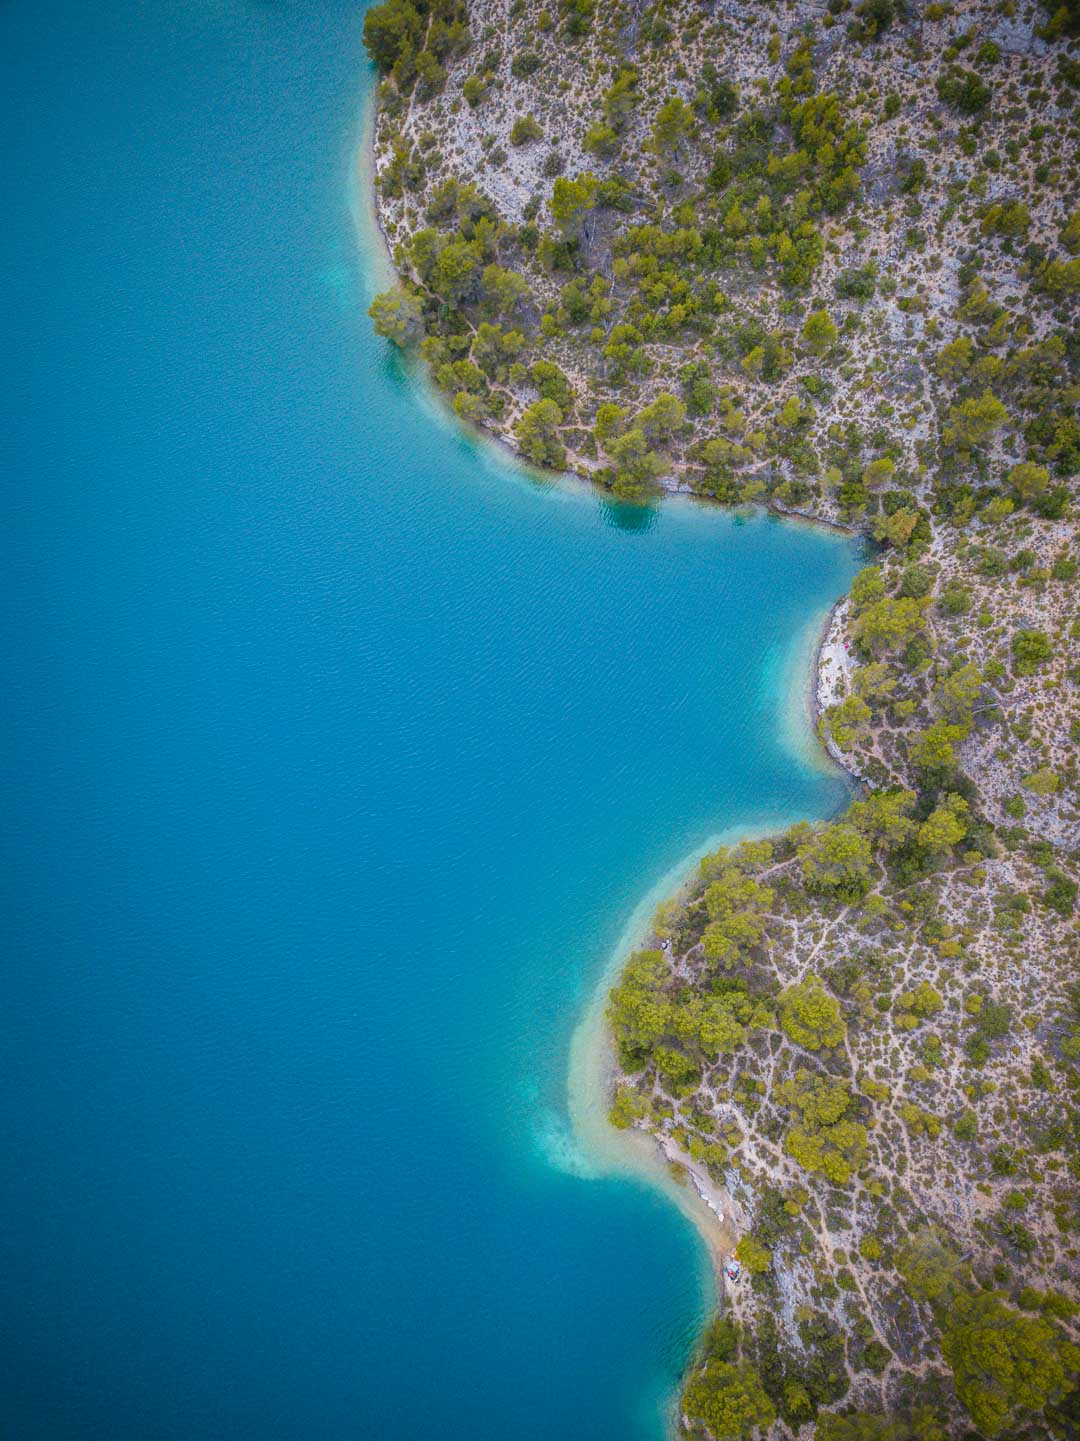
[1,3,860,1437]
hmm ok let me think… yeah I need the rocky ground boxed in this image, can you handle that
[364,0,1079,1434]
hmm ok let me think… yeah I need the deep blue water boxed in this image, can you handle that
[1,4,858,1438]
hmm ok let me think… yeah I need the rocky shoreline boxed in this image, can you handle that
[361,0,1080,1432]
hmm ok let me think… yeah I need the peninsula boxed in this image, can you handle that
[363,0,1080,1434]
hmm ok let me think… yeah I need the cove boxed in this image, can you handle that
[1,4,860,1439]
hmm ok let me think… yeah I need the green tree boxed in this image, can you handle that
[510,114,543,145]
[942,1291,1080,1435]
[530,359,573,411]
[895,1227,968,1308]
[593,402,626,445]
[432,239,482,304]
[602,66,639,131]
[852,596,928,655]
[1008,460,1051,505]
[946,390,1008,449]
[607,427,665,502]
[650,96,693,157]
[798,824,873,900]
[937,335,974,380]
[909,720,967,773]
[873,507,920,549]
[583,122,619,158]
[1011,629,1052,676]
[852,660,897,709]
[637,392,687,442]
[369,287,425,347]
[815,1408,948,1440]
[850,566,885,612]
[894,981,944,1024]
[801,308,839,355]
[847,789,916,848]
[1022,767,1059,796]
[683,1359,776,1439]
[514,398,565,468]
[936,663,982,727]
[779,974,846,1049]
[702,866,774,967]
[784,1117,867,1184]
[981,200,1030,237]
[734,1235,772,1274]
[551,171,599,242]
[1062,206,1080,254]
[824,694,871,751]
[607,948,671,1062]
[364,0,425,70]
[918,792,968,852]
[777,1068,852,1125]
[481,264,530,319]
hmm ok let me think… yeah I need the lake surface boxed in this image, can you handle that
[0,4,858,1438]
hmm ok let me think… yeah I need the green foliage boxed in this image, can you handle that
[936,67,991,115]
[917,792,968,852]
[851,660,898,710]
[510,49,542,79]
[364,0,467,74]
[651,96,694,156]
[607,948,670,1064]
[608,1083,646,1129]
[583,122,619,158]
[1011,628,1053,676]
[909,720,967,775]
[430,238,483,304]
[852,596,928,656]
[734,1234,772,1274]
[848,790,916,848]
[823,694,872,751]
[683,1359,776,1439]
[798,824,873,900]
[510,114,543,146]
[779,975,846,1050]
[1044,869,1077,915]
[550,171,599,241]
[530,360,573,412]
[942,1290,1080,1435]
[1008,460,1051,505]
[981,200,1030,237]
[637,392,687,442]
[1036,257,1080,293]
[481,263,530,319]
[369,287,425,347]
[777,1068,852,1126]
[893,981,944,1025]
[784,1111,867,1184]
[850,566,885,612]
[702,863,774,967]
[936,663,981,728]
[834,264,876,300]
[895,1227,968,1309]
[945,391,1008,449]
[815,1408,948,1440]
[602,67,639,132]
[605,427,666,503]
[1022,766,1059,796]
[514,398,565,468]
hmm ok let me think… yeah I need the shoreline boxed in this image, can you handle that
[357,88,871,535]
[565,592,851,1278]
[356,77,861,1430]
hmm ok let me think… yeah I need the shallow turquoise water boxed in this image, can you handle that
[1,4,859,1437]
